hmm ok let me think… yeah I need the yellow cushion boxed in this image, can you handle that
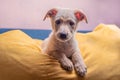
[0,24,120,80]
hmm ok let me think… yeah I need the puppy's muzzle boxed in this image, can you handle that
[59,33,67,39]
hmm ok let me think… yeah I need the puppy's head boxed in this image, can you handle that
[43,8,87,42]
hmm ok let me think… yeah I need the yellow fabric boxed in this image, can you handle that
[0,24,120,80]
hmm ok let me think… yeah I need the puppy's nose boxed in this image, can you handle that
[60,33,67,39]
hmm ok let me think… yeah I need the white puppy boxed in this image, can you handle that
[41,8,87,76]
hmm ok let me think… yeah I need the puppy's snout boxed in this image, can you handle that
[59,33,67,39]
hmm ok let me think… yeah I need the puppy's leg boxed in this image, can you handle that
[51,52,73,71]
[72,51,87,76]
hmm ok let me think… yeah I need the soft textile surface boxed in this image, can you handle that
[0,24,120,80]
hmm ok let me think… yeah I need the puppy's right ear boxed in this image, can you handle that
[74,10,88,23]
[43,8,58,21]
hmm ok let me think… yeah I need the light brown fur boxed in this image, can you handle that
[41,8,87,76]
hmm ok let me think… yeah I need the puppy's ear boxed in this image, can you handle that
[74,10,88,23]
[43,8,57,21]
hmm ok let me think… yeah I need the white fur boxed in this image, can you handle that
[41,8,87,76]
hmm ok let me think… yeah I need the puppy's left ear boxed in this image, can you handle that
[43,8,58,21]
[74,10,88,23]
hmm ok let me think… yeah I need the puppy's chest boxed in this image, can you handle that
[55,42,75,57]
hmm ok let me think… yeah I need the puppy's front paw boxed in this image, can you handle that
[75,63,87,77]
[60,58,73,71]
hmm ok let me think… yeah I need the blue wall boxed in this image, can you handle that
[0,29,90,40]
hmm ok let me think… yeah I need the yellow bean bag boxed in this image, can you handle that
[0,24,120,80]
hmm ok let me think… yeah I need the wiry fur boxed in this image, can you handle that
[41,8,87,76]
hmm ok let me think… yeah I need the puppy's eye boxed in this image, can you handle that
[69,21,74,26]
[55,20,61,25]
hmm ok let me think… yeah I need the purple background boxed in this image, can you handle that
[0,0,119,30]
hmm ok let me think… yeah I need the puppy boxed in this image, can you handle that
[41,8,87,76]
